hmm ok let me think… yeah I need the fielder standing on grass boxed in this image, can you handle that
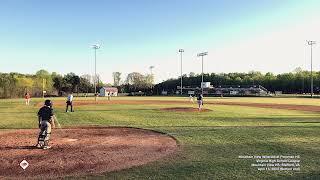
[108,92,111,101]
[36,99,55,149]
[66,92,74,112]
[25,92,31,105]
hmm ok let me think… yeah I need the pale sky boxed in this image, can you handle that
[0,0,320,83]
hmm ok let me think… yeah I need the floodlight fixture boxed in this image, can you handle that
[307,40,316,46]
[197,52,208,57]
[92,44,101,49]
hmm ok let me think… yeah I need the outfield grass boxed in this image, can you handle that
[0,97,319,179]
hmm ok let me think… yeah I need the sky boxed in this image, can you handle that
[1,0,320,83]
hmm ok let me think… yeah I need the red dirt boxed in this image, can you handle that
[160,107,211,112]
[0,127,178,179]
[35,100,186,107]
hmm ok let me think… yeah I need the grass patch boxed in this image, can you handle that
[0,97,319,179]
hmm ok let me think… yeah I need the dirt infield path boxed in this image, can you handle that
[160,107,212,112]
[37,99,320,113]
[0,127,177,179]
[36,100,185,107]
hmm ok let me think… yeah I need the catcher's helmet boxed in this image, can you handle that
[44,99,52,107]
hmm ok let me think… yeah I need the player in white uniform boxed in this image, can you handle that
[189,94,194,103]
[66,92,74,112]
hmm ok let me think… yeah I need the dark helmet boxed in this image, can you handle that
[44,99,52,107]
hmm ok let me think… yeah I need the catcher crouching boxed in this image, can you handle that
[36,99,55,150]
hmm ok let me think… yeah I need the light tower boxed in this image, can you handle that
[149,66,155,75]
[179,49,184,95]
[92,44,101,101]
[307,40,316,98]
[149,66,155,94]
[197,52,208,94]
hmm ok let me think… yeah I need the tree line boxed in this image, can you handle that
[154,68,320,94]
[0,70,94,98]
[3,68,316,98]
[0,70,154,98]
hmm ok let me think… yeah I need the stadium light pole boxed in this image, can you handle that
[42,78,45,99]
[307,41,316,98]
[197,52,208,94]
[149,66,155,75]
[149,65,155,84]
[149,66,155,95]
[179,49,184,95]
[92,44,101,101]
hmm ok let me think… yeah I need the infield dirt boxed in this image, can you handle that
[0,127,178,179]
[160,107,212,112]
[37,100,320,113]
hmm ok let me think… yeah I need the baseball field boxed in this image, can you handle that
[0,96,319,179]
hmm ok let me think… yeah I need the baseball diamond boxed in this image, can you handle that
[0,97,319,179]
[1,1,320,179]
[0,127,177,179]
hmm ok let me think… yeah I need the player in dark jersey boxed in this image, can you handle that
[197,94,204,110]
[36,99,55,149]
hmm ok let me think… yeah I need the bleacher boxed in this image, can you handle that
[179,85,269,96]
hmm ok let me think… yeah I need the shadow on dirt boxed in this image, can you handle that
[0,145,38,150]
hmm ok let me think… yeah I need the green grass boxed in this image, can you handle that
[0,97,319,179]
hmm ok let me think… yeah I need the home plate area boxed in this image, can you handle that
[0,127,178,179]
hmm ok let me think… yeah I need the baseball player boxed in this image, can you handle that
[66,92,74,112]
[25,92,31,105]
[107,92,111,101]
[36,99,55,149]
[197,93,204,110]
[189,94,194,103]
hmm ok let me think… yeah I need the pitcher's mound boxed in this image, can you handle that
[160,107,212,112]
[0,127,177,179]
